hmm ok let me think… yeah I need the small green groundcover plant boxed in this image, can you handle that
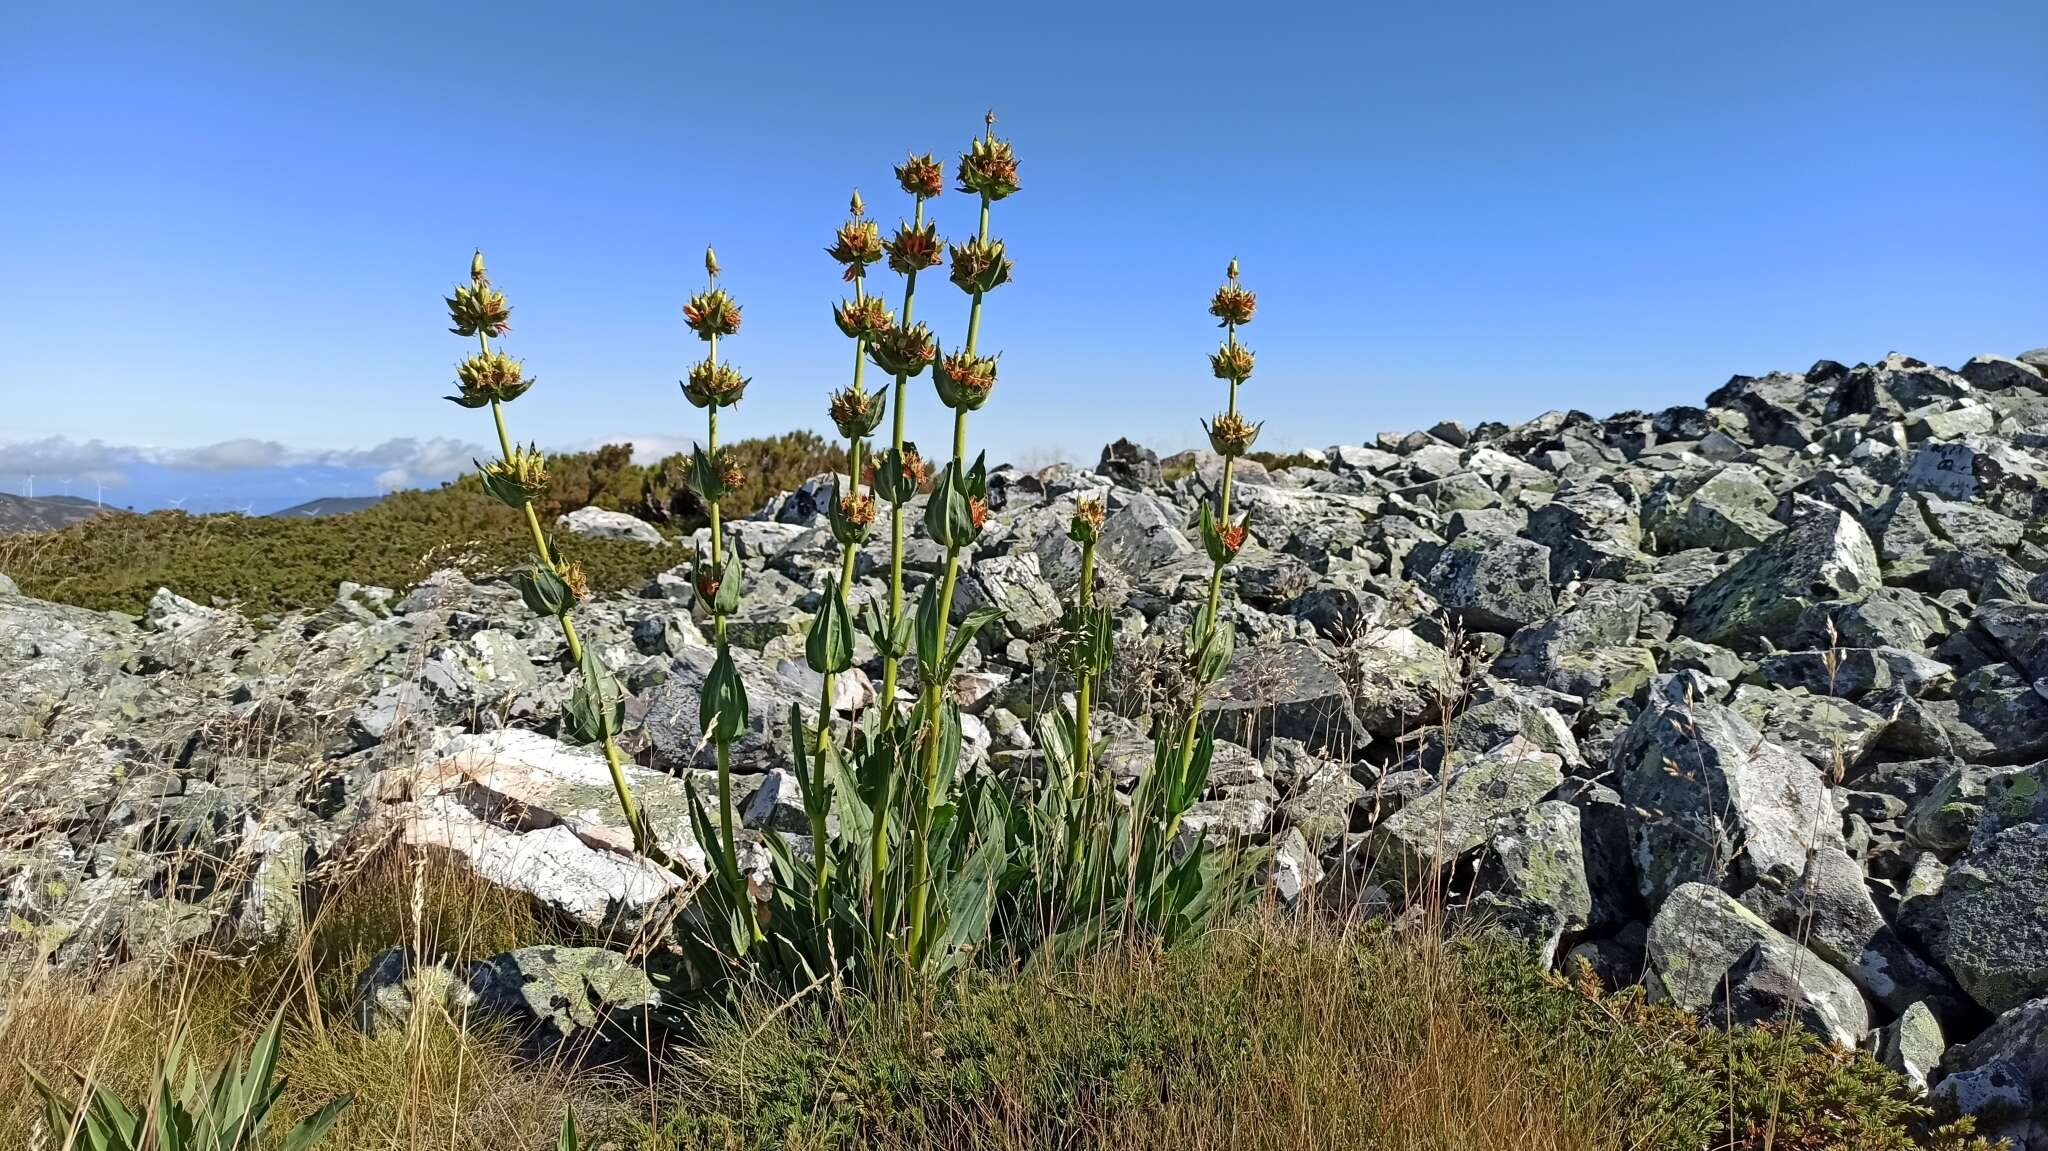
[29,1012,348,1151]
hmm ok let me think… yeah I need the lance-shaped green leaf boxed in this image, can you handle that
[561,644,625,745]
[943,604,1004,683]
[699,644,750,745]
[787,703,832,823]
[515,559,577,617]
[922,459,976,548]
[806,582,855,674]
[858,595,913,659]
[870,442,922,505]
[687,444,728,503]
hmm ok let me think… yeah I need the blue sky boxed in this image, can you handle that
[2,1,2044,511]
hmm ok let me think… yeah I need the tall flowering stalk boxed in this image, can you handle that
[1057,500,1110,799]
[444,251,655,862]
[859,150,943,938]
[678,245,758,941]
[808,189,889,917]
[904,111,1018,964]
[1172,259,1260,834]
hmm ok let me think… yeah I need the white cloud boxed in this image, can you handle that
[0,435,494,491]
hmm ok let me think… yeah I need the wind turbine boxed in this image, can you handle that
[24,474,32,499]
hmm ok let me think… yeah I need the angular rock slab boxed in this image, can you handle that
[1646,882,1868,1048]
[1680,508,1880,651]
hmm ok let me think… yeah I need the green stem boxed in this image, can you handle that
[1072,540,1097,802]
[906,194,991,966]
[880,197,926,721]
[1170,332,1242,840]
[487,372,655,862]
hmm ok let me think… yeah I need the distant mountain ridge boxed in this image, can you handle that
[269,495,386,518]
[0,493,110,535]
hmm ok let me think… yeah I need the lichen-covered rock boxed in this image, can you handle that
[1374,735,1564,877]
[1645,882,1868,1048]
[1413,534,1556,635]
[1680,508,1881,650]
[1934,820,2048,1015]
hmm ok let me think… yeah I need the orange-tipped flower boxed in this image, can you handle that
[682,288,743,340]
[968,497,990,531]
[956,134,1020,202]
[895,153,946,200]
[884,220,944,276]
[717,450,746,492]
[558,561,591,602]
[827,218,884,281]
[1219,518,1248,556]
[934,350,998,411]
[1210,342,1255,383]
[831,296,894,342]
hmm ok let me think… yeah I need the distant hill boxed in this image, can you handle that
[0,493,111,535]
[269,495,386,518]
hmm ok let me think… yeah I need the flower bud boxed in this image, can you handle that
[827,218,884,281]
[895,153,945,200]
[682,359,749,408]
[947,236,1012,295]
[446,280,511,339]
[1210,281,1256,328]
[828,383,887,440]
[956,134,1020,202]
[1210,342,1255,383]
[1203,411,1261,458]
[884,221,944,276]
[704,246,721,279]
[447,350,534,407]
[934,350,997,411]
[1227,257,1239,281]
[471,249,488,284]
[682,288,742,340]
[850,188,866,217]
[1068,498,1105,545]
[867,320,938,378]
[831,296,895,342]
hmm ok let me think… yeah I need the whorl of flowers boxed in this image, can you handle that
[934,350,998,411]
[683,358,749,409]
[956,122,1020,201]
[558,561,591,602]
[839,490,878,528]
[827,189,884,281]
[1068,498,1105,545]
[884,220,944,276]
[480,443,549,502]
[717,449,745,492]
[1210,342,1255,383]
[968,496,991,531]
[1209,260,1256,327]
[449,349,533,408]
[947,236,1012,295]
[1204,410,1261,458]
[828,382,887,440]
[446,250,511,338]
[895,153,946,200]
[682,287,743,340]
[867,319,938,378]
[832,295,894,341]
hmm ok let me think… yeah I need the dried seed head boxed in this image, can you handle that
[682,288,743,340]
[682,359,749,408]
[935,350,998,411]
[956,133,1020,202]
[449,350,533,407]
[840,491,878,528]
[827,218,884,281]
[884,221,944,276]
[1210,342,1256,383]
[947,236,1013,296]
[895,153,946,200]
[867,320,938,379]
[1069,498,1105,544]
[1204,411,1261,458]
[1210,281,1256,328]
[832,295,895,342]
[558,561,590,602]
